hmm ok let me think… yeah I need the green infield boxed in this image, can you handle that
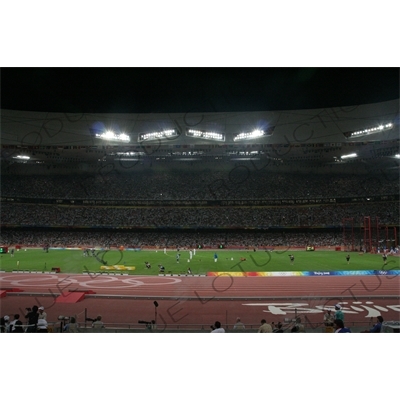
[0,248,398,275]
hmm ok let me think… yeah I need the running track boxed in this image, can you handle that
[1,273,399,330]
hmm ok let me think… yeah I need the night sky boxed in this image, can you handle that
[1,67,399,114]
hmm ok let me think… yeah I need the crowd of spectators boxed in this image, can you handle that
[1,170,398,200]
[0,229,379,248]
[1,170,398,248]
[1,201,398,229]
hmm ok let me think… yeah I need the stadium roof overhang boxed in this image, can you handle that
[1,99,399,172]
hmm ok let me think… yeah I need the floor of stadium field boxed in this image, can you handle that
[1,274,399,331]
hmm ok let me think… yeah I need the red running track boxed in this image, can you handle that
[0,273,399,329]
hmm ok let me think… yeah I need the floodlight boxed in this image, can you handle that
[95,130,130,142]
[233,127,274,141]
[230,158,261,161]
[186,129,225,142]
[138,129,178,142]
[340,153,358,159]
[115,151,145,157]
[14,155,30,160]
[343,122,393,138]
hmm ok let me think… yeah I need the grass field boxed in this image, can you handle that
[0,248,398,275]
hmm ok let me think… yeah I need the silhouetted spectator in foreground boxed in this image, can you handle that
[211,321,225,333]
[25,306,39,333]
[334,319,351,333]
[272,322,284,333]
[258,319,272,333]
[291,317,305,333]
[363,316,384,333]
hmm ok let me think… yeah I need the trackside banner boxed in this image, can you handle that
[207,270,400,277]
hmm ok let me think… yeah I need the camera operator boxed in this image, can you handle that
[25,305,39,333]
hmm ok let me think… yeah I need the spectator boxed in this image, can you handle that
[324,309,335,332]
[13,320,24,333]
[334,319,351,333]
[211,321,225,333]
[38,306,47,321]
[8,314,22,333]
[25,306,39,333]
[272,322,284,333]
[291,317,306,333]
[92,315,105,331]
[334,304,344,322]
[258,319,273,333]
[37,319,48,332]
[363,316,384,333]
[64,317,80,333]
[1,315,10,333]
[233,317,246,331]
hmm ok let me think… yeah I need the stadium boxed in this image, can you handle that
[1,68,399,333]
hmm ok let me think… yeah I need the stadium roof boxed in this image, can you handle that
[1,68,399,173]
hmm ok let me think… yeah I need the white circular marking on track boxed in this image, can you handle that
[78,276,182,289]
[0,275,60,287]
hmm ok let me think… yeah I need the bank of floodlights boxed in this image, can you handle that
[343,123,393,138]
[186,129,225,142]
[95,130,130,143]
[233,127,274,141]
[340,153,358,159]
[138,129,178,142]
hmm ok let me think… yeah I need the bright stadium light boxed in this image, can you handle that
[95,130,130,142]
[13,155,30,160]
[340,153,358,159]
[233,127,274,141]
[138,129,178,142]
[230,157,261,161]
[343,122,393,138]
[186,129,225,142]
[115,151,145,157]
[175,158,202,161]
